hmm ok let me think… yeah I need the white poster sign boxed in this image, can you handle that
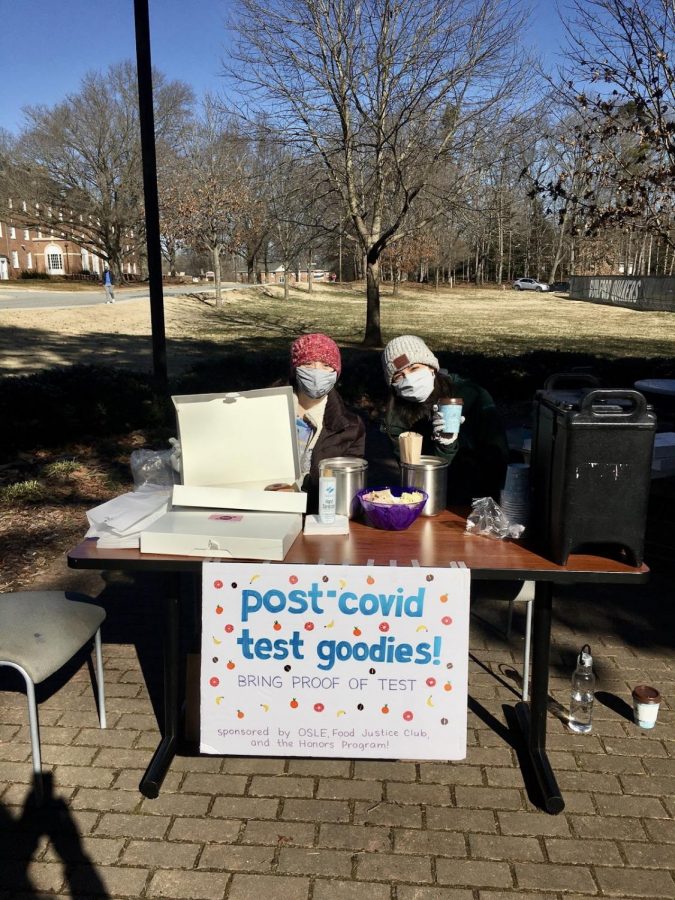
[200,562,471,760]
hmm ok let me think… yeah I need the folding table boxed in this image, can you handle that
[69,509,648,814]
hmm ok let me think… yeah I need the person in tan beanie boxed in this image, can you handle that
[381,335,508,504]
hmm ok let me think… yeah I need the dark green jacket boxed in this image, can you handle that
[383,373,508,504]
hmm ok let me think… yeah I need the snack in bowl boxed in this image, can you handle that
[357,486,428,531]
[362,488,425,505]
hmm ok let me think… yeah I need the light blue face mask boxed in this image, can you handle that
[393,368,435,402]
[295,366,338,399]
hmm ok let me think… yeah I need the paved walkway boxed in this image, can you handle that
[0,567,673,899]
[0,284,240,310]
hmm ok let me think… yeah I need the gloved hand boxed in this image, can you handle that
[168,437,182,473]
[431,405,464,445]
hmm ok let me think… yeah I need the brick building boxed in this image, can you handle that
[0,198,139,280]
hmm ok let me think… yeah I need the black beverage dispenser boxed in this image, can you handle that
[531,383,655,566]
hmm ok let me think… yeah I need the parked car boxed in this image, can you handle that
[549,281,570,292]
[513,277,550,292]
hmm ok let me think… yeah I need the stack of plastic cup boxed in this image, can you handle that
[500,463,530,529]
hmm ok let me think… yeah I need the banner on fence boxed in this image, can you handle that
[569,275,675,312]
[200,562,471,760]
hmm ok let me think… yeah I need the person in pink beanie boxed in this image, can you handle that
[289,333,365,510]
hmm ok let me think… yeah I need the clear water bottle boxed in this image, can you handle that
[568,643,595,734]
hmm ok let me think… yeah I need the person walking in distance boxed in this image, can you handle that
[103,268,115,304]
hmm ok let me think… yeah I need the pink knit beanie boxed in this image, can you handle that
[290,333,342,376]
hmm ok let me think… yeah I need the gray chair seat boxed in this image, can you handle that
[0,590,106,803]
[0,592,106,683]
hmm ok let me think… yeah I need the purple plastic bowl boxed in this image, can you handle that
[357,486,428,531]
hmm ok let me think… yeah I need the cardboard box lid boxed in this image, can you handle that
[143,508,302,540]
[173,387,300,488]
[172,484,307,514]
[140,509,303,560]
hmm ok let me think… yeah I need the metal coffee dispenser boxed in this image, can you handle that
[531,386,655,566]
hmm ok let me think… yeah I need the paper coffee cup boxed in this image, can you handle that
[438,398,463,433]
[631,685,661,729]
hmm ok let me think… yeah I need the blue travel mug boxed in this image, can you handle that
[439,398,463,433]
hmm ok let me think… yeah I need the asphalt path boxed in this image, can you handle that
[0,282,241,310]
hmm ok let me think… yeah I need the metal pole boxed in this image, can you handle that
[133,0,168,390]
[514,581,564,814]
[141,585,179,798]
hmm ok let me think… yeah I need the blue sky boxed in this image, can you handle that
[0,0,564,135]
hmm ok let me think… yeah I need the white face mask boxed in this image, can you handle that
[295,366,338,399]
[393,368,435,403]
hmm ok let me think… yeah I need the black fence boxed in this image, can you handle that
[569,275,675,312]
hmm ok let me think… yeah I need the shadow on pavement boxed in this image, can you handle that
[0,773,109,897]
[94,570,169,733]
[596,690,635,723]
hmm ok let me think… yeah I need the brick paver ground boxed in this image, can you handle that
[0,566,673,899]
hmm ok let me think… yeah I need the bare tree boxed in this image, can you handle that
[5,62,193,283]
[226,0,526,344]
[551,0,675,247]
[162,99,247,305]
[0,128,14,162]
[267,153,318,301]
[233,125,278,283]
[526,119,594,282]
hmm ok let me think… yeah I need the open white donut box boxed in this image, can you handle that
[140,387,306,560]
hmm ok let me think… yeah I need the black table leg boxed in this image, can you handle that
[139,589,179,799]
[515,580,565,814]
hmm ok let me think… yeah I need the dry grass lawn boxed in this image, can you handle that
[1,280,673,593]
[0,282,674,378]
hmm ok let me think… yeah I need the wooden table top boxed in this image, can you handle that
[68,510,649,584]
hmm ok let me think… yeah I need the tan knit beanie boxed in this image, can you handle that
[382,335,439,383]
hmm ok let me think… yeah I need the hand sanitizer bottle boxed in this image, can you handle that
[318,467,336,524]
[568,644,595,734]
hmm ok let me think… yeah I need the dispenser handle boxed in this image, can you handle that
[543,372,601,391]
[580,389,648,420]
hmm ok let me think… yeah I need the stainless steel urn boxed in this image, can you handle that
[400,455,448,516]
[319,457,368,519]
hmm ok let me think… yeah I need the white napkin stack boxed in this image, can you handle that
[86,486,172,548]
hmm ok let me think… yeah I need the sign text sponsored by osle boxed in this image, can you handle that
[200,563,470,759]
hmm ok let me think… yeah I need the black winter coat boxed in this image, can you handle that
[303,389,366,512]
